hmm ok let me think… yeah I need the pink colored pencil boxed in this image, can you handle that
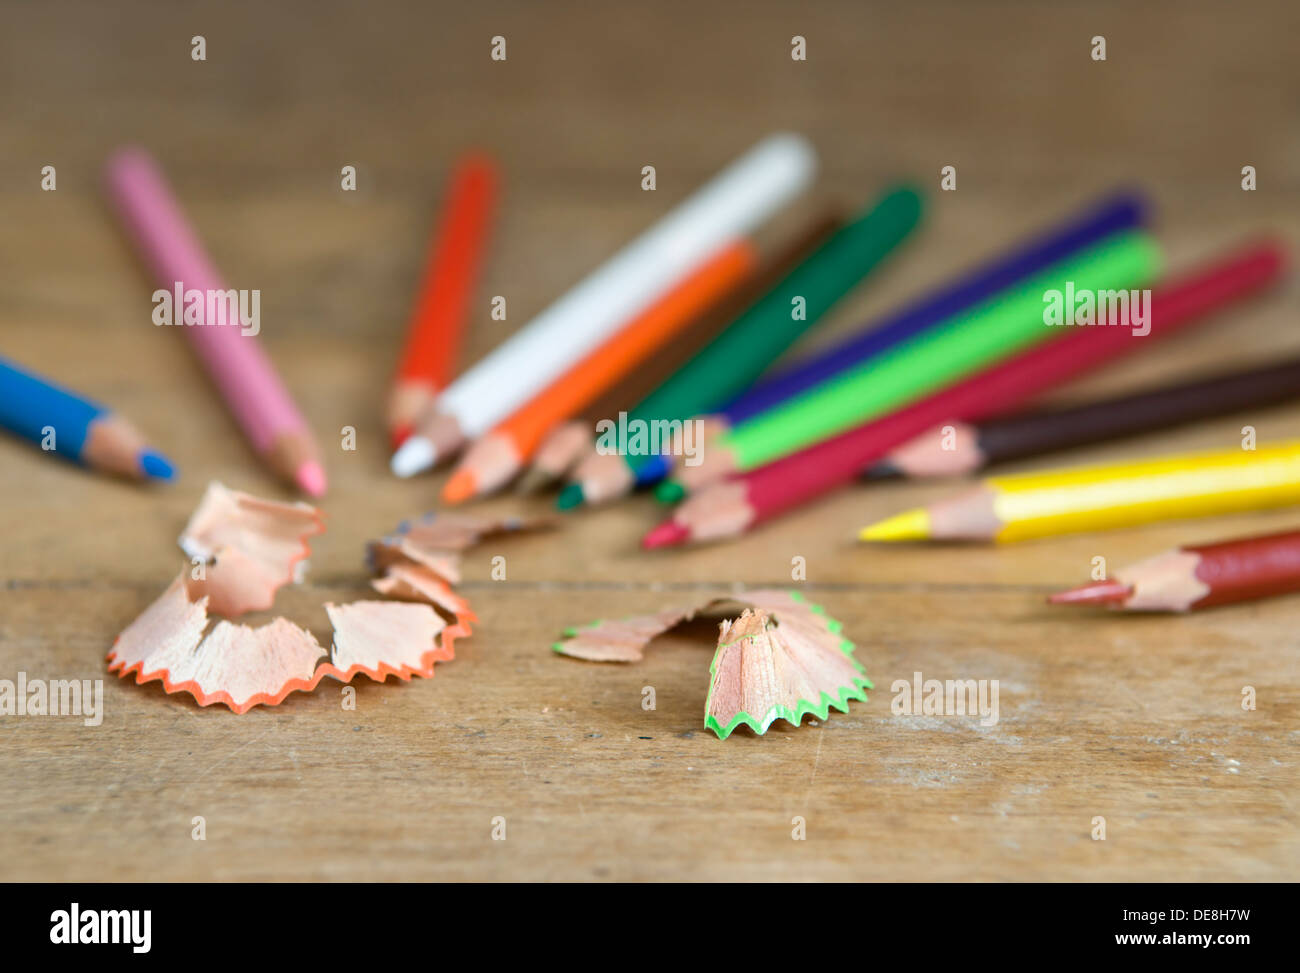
[105,147,326,497]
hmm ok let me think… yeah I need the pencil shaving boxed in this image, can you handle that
[553,588,798,662]
[109,486,480,713]
[179,481,324,615]
[108,573,326,713]
[108,575,464,712]
[705,595,870,740]
[552,589,870,738]
[368,512,552,585]
[553,609,694,662]
[370,563,473,620]
[323,601,451,680]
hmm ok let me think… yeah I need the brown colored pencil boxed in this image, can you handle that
[868,355,1300,480]
[516,421,597,493]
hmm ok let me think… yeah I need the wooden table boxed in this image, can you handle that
[2,0,1297,881]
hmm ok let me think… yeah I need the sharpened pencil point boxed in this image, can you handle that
[295,460,328,498]
[642,520,689,549]
[515,467,556,496]
[655,481,686,504]
[139,449,176,482]
[634,453,674,486]
[1048,580,1134,605]
[556,483,585,511]
[389,424,414,452]
[858,507,931,542]
[441,468,477,505]
[860,461,902,482]
[391,436,436,478]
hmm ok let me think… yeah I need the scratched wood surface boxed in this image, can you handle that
[1,0,1298,881]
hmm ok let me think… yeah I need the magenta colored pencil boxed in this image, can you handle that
[105,147,326,496]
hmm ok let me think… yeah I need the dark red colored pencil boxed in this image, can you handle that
[642,239,1286,548]
[1050,528,1300,611]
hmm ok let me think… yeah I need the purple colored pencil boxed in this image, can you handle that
[725,190,1148,424]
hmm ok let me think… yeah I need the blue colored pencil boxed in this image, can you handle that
[0,356,175,481]
[632,190,1147,485]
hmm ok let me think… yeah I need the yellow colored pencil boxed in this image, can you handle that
[859,441,1300,543]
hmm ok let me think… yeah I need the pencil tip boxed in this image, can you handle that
[860,461,901,482]
[1048,580,1133,605]
[633,452,673,486]
[859,507,930,542]
[389,424,413,452]
[642,520,689,549]
[515,468,554,496]
[556,483,585,511]
[391,436,436,478]
[655,481,686,505]
[295,460,328,498]
[442,468,477,505]
[139,449,176,482]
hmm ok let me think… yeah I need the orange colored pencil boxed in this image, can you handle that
[387,154,499,451]
[445,240,759,502]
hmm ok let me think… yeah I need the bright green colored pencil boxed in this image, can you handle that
[705,230,1162,474]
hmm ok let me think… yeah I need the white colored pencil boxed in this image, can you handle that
[391,133,817,476]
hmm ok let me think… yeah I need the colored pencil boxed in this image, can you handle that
[389,133,818,476]
[104,148,327,496]
[519,422,595,493]
[517,210,843,493]
[1049,528,1300,612]
[0,356,175,482]
[859,440,1300,544]
[559,184,925,508]
[642,240,1284,547]
[635,190,1146,486]
[444,240,758,502]
[387,154,498,451]
[867,355,1300,480]
[663,229,1161,497]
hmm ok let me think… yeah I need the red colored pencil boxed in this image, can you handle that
[1049,528,1300,612]
[643,239,1286,548]
[387,154,498,451]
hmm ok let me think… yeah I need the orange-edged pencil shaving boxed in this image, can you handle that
[107,483,491,713]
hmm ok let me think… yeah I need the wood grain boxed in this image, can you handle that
[1,0,1297,881]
